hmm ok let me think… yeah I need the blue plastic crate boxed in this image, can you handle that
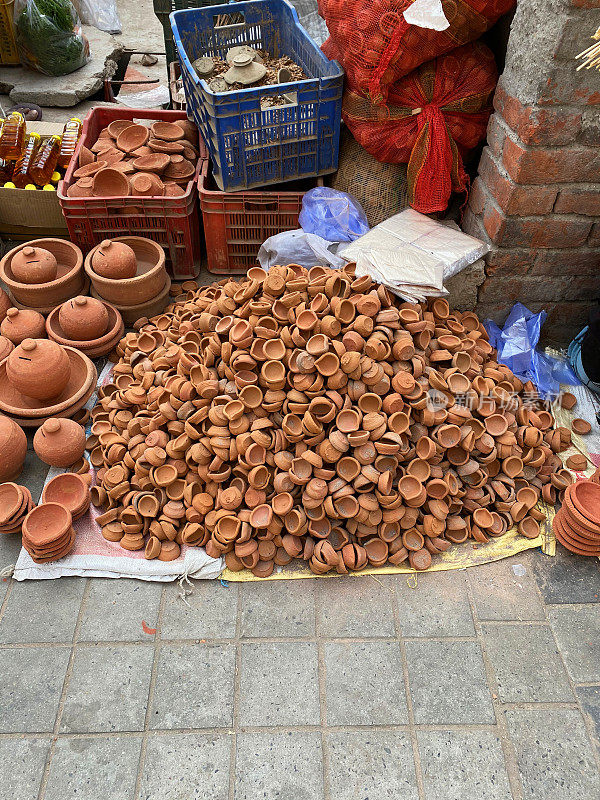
[170,0,343,191]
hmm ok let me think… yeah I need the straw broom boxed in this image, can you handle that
[575,25,600,71]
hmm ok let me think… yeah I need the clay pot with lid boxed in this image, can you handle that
[91,240,137,280]
[0,287,11,323]
[7,339,71,400]
[0,308,46,344]
[58,297,109,341]
[33,418,86,467]
[0,413,27,481]
[10,245,58,284]
[85,236,166,305]
[0,335,13,362]
[0,239,84,308]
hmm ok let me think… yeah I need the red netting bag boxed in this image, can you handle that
[320,0,514,104]
[342,42,497,214]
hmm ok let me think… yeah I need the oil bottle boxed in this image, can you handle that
[29,135,62,186]
[0,112,26,161]
[57,118,82,169]
[0,158,14,183]
[12,132,41,188]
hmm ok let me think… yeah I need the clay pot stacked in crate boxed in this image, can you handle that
[85,264,571,573]
[0,240,86,315]
[84,236,170,325]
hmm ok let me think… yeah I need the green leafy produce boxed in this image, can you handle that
[14,0,89,77]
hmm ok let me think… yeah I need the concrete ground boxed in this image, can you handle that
[1,456,600,800]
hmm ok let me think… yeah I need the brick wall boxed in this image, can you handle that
[463,0,600,344]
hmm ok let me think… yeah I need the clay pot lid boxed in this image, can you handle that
[91,239,138,281]
[572,418,592,435]
[116,123,150,153]
[92,168,130,197]
[107,119,134,139]
[0,482,23,524]
[130,172,164,197]
[150,122,185,142]
[132,153,170,173]
[22,502,72,546]
[569,480,600,526]
[11,245,58,284]
[566,454,587,471]
[148,138,184,154]
[163,158,195,182]
[164,183,185,197]
[560,392,577,410]
[42,472,88,515]
[73,161,107,179]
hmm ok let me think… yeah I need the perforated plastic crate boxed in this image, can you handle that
[171,0,343,191]
[58,107,206,280]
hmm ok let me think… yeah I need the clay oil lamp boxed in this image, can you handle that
[560,392,577,410]
[0,413,27,482]
[572,418,592,436]
[42,473,90,520]
[0,308,46,344]
[116,124,150,153]
[33,418,86,467]
[92,167,130,197]
[22,502,75,563]
[0,482,33,534]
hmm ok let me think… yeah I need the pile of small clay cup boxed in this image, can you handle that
[553,479,600,555]
[67,119,199,199]
[86,263,573,575]
[0,482,34,534]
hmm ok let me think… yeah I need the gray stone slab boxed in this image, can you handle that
[396,570,475,637]
[140,733,231,800]
[0,578,85,644]
[238,642,320,727]
[534,547,600,604]
[0,646,70,732]
[548,604,600,683]
[418,729,512,800]
[317,575,396,637]
[482,623,574,703]
[576,685,600,754]
[44,735,141,800]
[151,643,235,729]
[445,258,485,312]
[468,554,546,621]
[235,731,324,800]
[326,730,417,800]
[161,581,237,641]
[406,640,495,725]
[240,580,315,638]
[20,446,50,504]
[60,644,154,733]
[324,641,408,726]
[0,737,50,800]
[506,708,600,800]
[79,579,161,642]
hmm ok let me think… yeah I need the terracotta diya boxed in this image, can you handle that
[0,483,33,533]
[42,473,90,520]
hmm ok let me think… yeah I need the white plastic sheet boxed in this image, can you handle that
[403,0,450,31]
[258,229,346,270]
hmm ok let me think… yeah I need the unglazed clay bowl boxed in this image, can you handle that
[90,275,171,326]
[85,236,166,305]
[46,301,124,356]
[22,503,72,548]
[42,472,89,517]
[568,481,600,527]
[0,239,84,308]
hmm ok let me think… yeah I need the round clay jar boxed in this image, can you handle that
[0,412,27,482]
[0,287,11,322]
[33,418,86,467]
[6,339,71,400]
[91,240,137,280]
[58,297,109,341]
[0,308,46,344]
[11,246,58,284]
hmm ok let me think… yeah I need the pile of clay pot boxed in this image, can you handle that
[86,263,574,574]
[66,119,199,199]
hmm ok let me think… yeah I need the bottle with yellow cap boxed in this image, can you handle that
[29,135,62,187]
[57,118,82,169]
[50,171,61,184]
[12,132,41,189]
[43,184,56,191]
[0,158,14,183]
[0,112,26,161]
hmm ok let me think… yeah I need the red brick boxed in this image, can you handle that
[485,248,533,276]
[589,222,600,247]
[485,114,507,159]
[497,215,593,249]
[467,178,487,216]
[547,301,592,330]
[478,276,573,306]
[493,85,582,146]
[532,248,600,276]
[482,203,505,242]
[540,65,600,107]
[554,188,600,216]
[569,0,600,8]
[561,275,600,301]
[502,138,600,185]
[477,148,558,216]
[461,206,491,244]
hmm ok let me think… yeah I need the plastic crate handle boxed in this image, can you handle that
[243,198,278,211]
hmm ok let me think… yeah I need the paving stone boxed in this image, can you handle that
[235,731,324,800]
[418,730,512,800]
[548,604,600,683]
[238,642,320,727]
[61,644,154,732]
[44,735,141,800]
[326,730,417,800]
[241,580,315,638]
[468,554,546,621]
[151,643,235,729]
[0,646,70,732]
[317,575,396,637]
[0,576,11,607]
[0,578,85,643]
[140,733,231,799]
[395,571,475,637]
[506,708,600,800]
[324,641,408,725]
[575,685,600,754]
[406,640,495,724]
[161,581,237,640]
[482,624,574,702]
[534,547,600,604]
[0,737,50,800]
[79,579,161,642]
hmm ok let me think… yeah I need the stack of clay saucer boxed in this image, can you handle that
[22,503,76,563]
[42,473,90,521]
[0,482,34,534]
[553,480,600,556]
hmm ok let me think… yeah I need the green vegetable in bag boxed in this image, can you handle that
[14,0,90,77]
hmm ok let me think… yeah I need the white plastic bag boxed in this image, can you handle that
[72,0,121,33]
[258,229,346,270]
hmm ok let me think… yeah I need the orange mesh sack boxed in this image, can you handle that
[342,42,497,215]
[320,0,514,104]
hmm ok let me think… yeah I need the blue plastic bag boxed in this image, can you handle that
[299,187,369,242]
[485,302,578,399]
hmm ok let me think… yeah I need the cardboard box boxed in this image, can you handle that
[0,121,68,240]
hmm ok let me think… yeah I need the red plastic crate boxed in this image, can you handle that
[58,107,207,279]
[198,159,322,274]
